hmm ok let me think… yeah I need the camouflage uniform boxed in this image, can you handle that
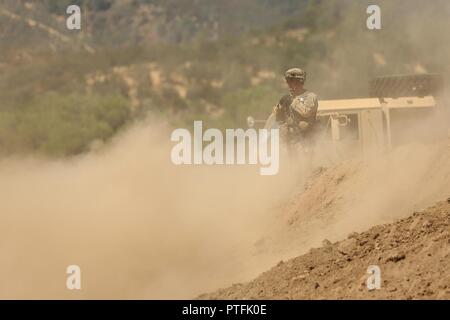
[275,69,319,146]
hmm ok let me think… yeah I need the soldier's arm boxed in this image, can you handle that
[274,103,285,123]
[275,94,293,123]
[274,102,288,123]
[291,94,318,119]
[273,103,281,114]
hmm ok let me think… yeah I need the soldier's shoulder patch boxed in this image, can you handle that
[303,91,318,99]
[300,92,318,105]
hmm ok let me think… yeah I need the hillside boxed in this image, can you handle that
[0,0,310,49]
[198,142,450,299]
[199,200,450,299]
[1,0,449,157]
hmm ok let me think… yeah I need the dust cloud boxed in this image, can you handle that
[305,0,450,99]
[0,118,302,299]
[0,107,448,299]
[257,111,450,265]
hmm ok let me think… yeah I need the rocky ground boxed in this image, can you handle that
[199,200,450,299]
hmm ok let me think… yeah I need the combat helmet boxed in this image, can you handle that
[284,68,306,83]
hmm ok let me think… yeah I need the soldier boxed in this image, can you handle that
[273,68,319,171]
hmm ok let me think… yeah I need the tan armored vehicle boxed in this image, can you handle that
[248,74,446,160]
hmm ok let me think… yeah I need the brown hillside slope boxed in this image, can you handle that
[199,200,450,299]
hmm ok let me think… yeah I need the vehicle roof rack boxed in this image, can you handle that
[369,74,443,101]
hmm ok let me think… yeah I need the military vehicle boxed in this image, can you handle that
[247,74,447,161]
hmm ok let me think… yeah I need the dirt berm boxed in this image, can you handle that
[199,140,450,300]
[199,200,450,300]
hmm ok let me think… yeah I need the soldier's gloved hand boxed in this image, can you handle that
[273,104,280,114]
[286,117,294,126]
[298,121,310,131]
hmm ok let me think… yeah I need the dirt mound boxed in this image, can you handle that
[199,142,450,300]
[199,200,450,299]
[250,142,450,269]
